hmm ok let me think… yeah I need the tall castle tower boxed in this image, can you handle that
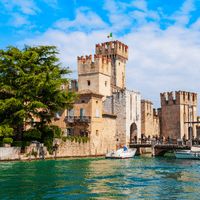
[95,41,128,92]
[160,91,197,139]
[78,41,128,97]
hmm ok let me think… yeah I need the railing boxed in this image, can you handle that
[65,116,91,123]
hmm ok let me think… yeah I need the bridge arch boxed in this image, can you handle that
[130,123,137,143]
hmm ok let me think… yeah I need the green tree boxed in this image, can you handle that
[0,45,77,139]
[0,124,14,137]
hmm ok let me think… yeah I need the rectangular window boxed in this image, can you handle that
[96,109,99,117]
[62,84,65,89]
[69,81,72,89]
[67,128,74,136]
[80,108,85,117]
[75,82,78,88]
[105,81,107,86]
[31,119,34,127]
[65,128,68,136]
[56,110,60,118]
[68,109,74,117]
[87,80,90,86]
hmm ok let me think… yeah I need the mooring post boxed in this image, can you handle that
[151,138,156,157]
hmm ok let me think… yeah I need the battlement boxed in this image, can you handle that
[77,54,111,76]
[141,99,153,105]
[160,91,197,106]
[95,40,128,60]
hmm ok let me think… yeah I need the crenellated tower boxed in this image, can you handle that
[95,41,128,92]
[77,54,112,97]
[78,40,129,97]
[160,91,197,139]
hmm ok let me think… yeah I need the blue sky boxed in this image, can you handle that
[1,0,200,115]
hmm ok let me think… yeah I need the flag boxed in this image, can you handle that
[107,33,112,38]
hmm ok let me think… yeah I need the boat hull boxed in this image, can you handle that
[105,148,137,159]
[174,150,200,159]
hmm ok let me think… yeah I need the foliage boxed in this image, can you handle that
[26,153,30,157]
[0,141,3,147]
[3,137,13,144]
[70,137,75,142]
[31,149,37,157]
[40,125,54,151]
[62,136,67,142]
[0,45,78,139]
[23,129,41,140]
[0,124,14,137]
[61,135,90,144]
[48,150,53,155]
[50,125,62,139]
[12,141,30,150]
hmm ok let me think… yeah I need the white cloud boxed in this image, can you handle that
[1,0,41,15]
[168,0,196,25]
[17,0,200,114]
[132,0,147,11]
[9,13,30,27]
[53,8,108,31]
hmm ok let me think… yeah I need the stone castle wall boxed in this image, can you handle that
[141,100,154,138]
[160,91,197,139]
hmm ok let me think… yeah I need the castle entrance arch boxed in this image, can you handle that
[188,127,193,139]
[130,123,137,143]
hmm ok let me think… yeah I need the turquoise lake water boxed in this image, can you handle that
[0,157,200,199]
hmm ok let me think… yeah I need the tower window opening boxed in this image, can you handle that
[119,62,120,66]
[105,81,107,86]
[87,80,90,86]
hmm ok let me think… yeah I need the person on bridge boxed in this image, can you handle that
[183,135,186,145]
[167,136,171,144]
[134,135,137,144]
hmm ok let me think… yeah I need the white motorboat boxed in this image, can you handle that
[174,146,200,159]
[105,148,137,159]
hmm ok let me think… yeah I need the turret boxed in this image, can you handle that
[77,54,111,77]
[160,91,197,106]
[95,40,128,60]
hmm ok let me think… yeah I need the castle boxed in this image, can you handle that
[26,40,199,156]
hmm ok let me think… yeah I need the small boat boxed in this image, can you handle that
[174,146,200,159]
[105,147,137,159]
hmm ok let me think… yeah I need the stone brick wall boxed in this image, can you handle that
[125,89,141,145]
[160,91,197,139]
[153,116,160,136]
[102,89,141,149]
[0,147,21,160]
[141,100,154,138]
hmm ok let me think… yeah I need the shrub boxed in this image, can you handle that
[26,153,30,157]
[50,125,62,139]
[70,137,75,142]
[75,136,78,143]
[0,141,3,147]
[78,137,81,144]
[3,138,13,144]
[12,141,30,150]
[67,136,71,140]
[82,138,85,143]
[43,136,53,151]
[23,129,42,140]
[48,150,53,155]
[31,149,37,157]
[62,137,67,142]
